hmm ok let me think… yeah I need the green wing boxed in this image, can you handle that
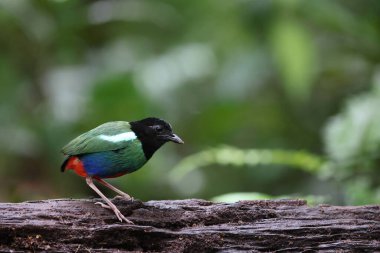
[62,121,137,155]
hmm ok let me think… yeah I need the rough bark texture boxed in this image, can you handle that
[0,198,379,252]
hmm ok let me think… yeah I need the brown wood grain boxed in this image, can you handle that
[0,198,379,252]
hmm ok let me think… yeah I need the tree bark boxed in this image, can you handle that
[0,198,379,252]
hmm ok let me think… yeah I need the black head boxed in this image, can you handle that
[130,117,184,159]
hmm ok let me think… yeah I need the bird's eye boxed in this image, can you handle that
[153,126,163,133]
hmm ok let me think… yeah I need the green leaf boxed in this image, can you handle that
[324,94,380,167]
[270,19,316,101]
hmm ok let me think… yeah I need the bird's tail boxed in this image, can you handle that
[60,157,70,172]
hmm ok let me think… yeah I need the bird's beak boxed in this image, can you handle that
[165,134,184,144]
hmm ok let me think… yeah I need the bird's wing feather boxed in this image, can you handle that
[62,121,137,155]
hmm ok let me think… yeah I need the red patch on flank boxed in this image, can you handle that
[65,156,88,177]
[102,171,128,179]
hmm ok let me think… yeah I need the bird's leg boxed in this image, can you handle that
[85,177,133,224]
[94,177,133,201]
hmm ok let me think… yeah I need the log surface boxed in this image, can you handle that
[0,198,379,252]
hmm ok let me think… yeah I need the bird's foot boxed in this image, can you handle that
[115,194,134,202]
[94,202,134,224]
[113,207,133,224]
[95,201,111,209]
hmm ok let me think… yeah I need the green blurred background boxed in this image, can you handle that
[0,0,379,205]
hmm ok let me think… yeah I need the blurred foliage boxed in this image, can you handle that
[0,0,379,205]
[323,81,380,204]
[169,146,323,182]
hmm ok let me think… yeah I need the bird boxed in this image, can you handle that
[61,117,184,223]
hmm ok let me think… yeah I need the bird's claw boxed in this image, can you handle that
[114,208,134,224]
[115,194,134,202]
[95,201,111,209]
[94,201,134,224]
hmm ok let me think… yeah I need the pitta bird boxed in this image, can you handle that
[61,117,184,223]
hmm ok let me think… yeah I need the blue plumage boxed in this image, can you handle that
[80,149,145,178]
[80,152,125,178]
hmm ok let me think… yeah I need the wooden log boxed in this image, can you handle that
[0,198,379,252]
